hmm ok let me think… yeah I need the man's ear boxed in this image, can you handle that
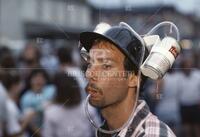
[128,73,138,88]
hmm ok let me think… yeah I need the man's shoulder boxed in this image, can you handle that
[141,114,176,137]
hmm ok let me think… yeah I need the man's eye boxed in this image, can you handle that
[102,64,112,70]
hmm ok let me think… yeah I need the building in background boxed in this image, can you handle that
[0,0,199,54]
[0,0,91,52]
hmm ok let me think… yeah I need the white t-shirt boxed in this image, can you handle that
[43,102,95,137]
[179,69,200,106]
[155,72,181,123]
[6,98,22,135]
[0,82,26,137]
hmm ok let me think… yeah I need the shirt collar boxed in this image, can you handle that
[96,100,150,137]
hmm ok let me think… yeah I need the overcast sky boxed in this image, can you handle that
[87,0,200,15]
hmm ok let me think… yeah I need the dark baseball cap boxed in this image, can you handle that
[79,25,148,69]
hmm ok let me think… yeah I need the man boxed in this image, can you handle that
[79,23,176,137]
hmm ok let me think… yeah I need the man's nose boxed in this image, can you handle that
[85,64,99,82]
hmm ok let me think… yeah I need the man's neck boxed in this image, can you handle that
[101,89,136,130]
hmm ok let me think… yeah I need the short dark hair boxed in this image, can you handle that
[57,46,73,64]
[123,57,148,90]
[1,70,21,91]
[0,46,16,68]
[26,69,49,89]
[123,39,149,94]
[0,54,16,68]
[54,73,81,107]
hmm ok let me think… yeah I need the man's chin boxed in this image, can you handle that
[89,99,104,108]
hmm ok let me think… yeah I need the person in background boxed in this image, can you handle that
[19,41,41,80]
[0,46,20,137]
[2,70,35,137]
[155,68,181,136]
[43,73,94,137]
[57,45,87,99]
[20,69,55,136]
[0,46,16,70]
[178,55,200,137]
[39,40,59,76]
[0,71,9,137]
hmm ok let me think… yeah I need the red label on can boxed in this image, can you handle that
[169,46,178,58]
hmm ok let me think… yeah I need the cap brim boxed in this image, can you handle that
[79,31,143,69]
[79,32,117,52]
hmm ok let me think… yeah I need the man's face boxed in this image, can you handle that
[85,41,130,108]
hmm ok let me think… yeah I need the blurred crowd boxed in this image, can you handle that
[144,48,200,137]
[0,39,199,137]
[0,40,98,137]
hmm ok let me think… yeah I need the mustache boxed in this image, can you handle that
[85,83,102,93]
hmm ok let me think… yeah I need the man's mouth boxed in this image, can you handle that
[89,91,99,99]
[85,83,102,99]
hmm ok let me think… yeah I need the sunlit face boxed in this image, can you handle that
[85,40,130,108]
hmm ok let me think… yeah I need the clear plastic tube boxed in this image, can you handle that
[84,22,146,135]
[146,21,180,41]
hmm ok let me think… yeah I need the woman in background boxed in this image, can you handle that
[43,73,94,137]
[21,69,55,137]
[2,70,35,137]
